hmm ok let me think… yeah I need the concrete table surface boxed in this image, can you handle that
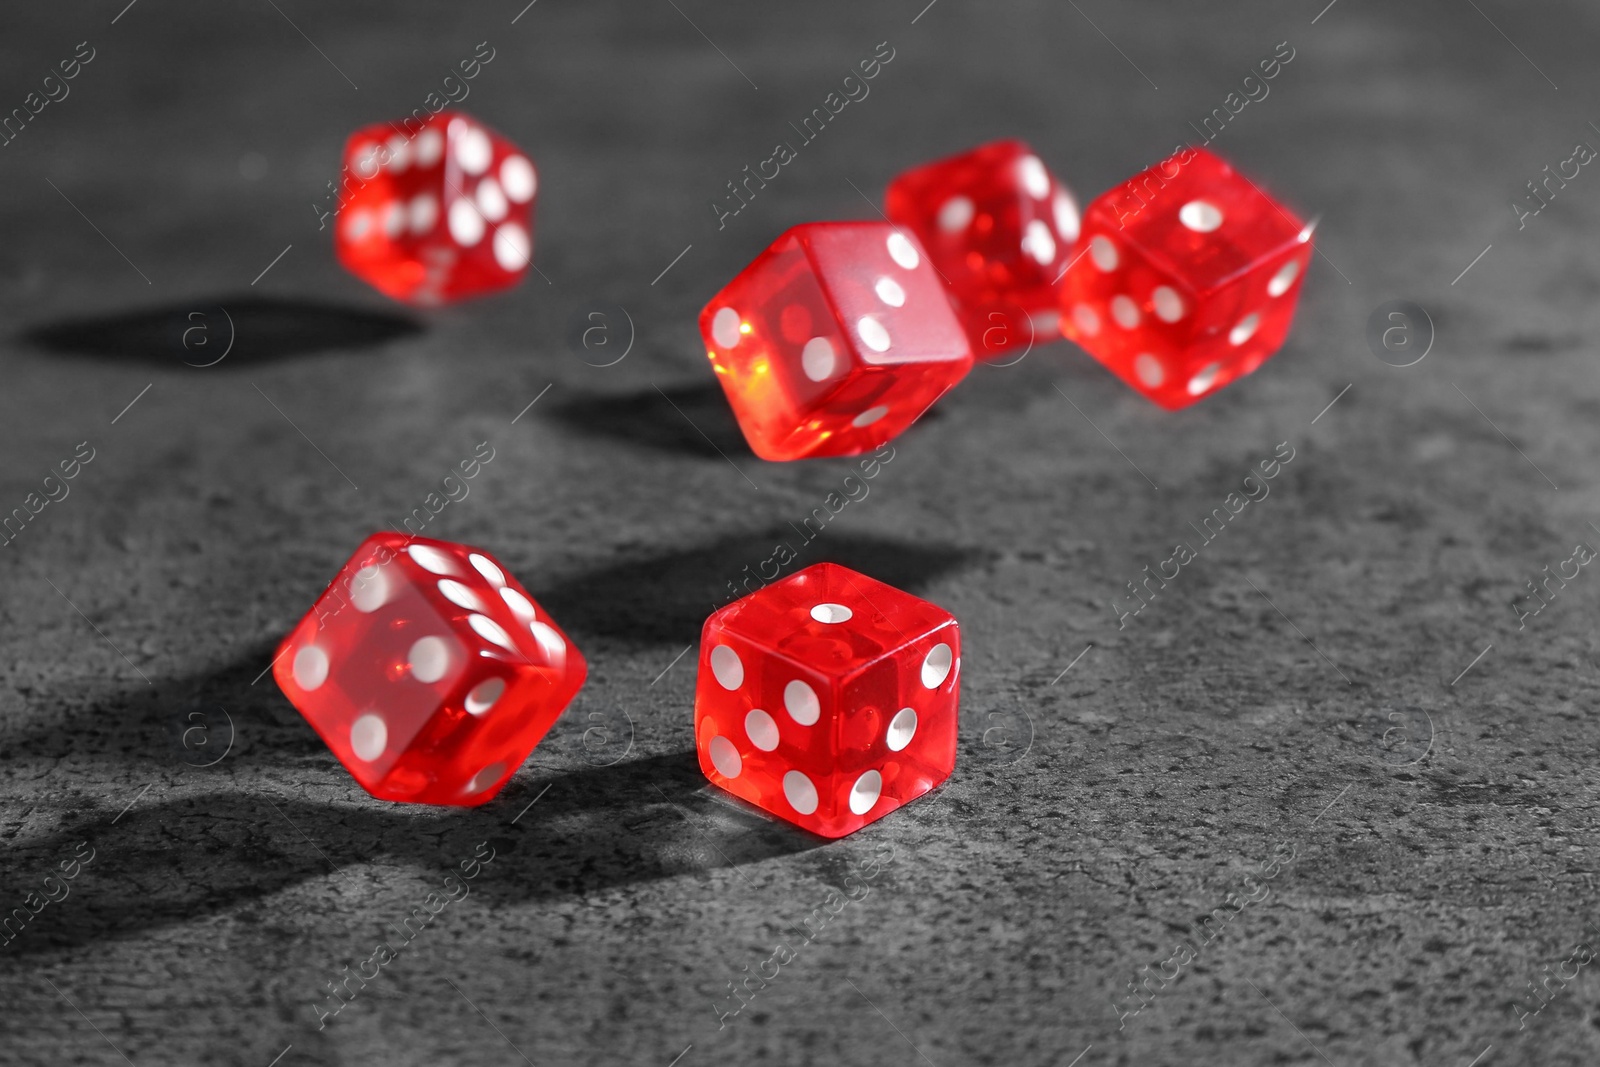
[2,1,1598,1065]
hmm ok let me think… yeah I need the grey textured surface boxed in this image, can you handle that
[3,1,1600,1065]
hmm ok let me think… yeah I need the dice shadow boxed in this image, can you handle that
[2,639,331,772]
[3,750,826,958]
[1,528,979,770]
[0,525,976,952]
[547,382,749,460]
[547,381,951,462]
[522,528,986,646]
[20,294,421,369]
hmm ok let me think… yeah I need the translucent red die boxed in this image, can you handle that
[274,533,584,806]
[333,111,537,305]
[701,222,973,462]
[694,562,960,838]
[1058,146,1313,409]
[886,139,1080,359]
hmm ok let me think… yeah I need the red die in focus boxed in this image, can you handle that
[886,139,1080,359]
[274,533,584,806]
[694,562,959,838]
[1059,147,1312,409]
[701,222,973,462]
[333,111,536,305]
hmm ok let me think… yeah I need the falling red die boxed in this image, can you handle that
[701,222,973,462]
[694,562,960,838]
[1059,146,1313,409]
[333,111,536,305]
[886,139,1080,358]
[274,533,585,806]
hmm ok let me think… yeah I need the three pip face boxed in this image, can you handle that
[301,113,1318,834]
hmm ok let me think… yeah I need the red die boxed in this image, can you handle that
[334,111,537,305]
[701,222,973,462]
[1059,147,1312,409]
[886,139,1080,358]
[274,533,585,806]
[693,562,959,838]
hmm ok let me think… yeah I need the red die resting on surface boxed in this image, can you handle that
[274,533,584,806]
[694,562,960,838]
[886,139,1080,359]
[333,111,537,305]
[700,222,973,462]
[1058,146,1313,409]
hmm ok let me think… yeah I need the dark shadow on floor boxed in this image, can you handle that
[0,638,335,772]
[526,528,985,645]
[2,528,980,771]
[547,382,749,460]
[21,295,421,369]
[0,526,976,951]
[549,381,952,461]
[1,750,824,956]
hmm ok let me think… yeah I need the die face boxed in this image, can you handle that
[693,563,959,838]
[701,222,973,462]
[700,235,840,461]
[885,140,1080,358]
[335,112,537,306]
[274,533,584,806]
[796,223,972,369]
[1059,147,1312,409]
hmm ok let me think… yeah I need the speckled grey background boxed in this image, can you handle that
[2,1,1599,1065]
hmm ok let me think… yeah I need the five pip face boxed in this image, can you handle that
[275,540,961,838]
[285,127,1312,826]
